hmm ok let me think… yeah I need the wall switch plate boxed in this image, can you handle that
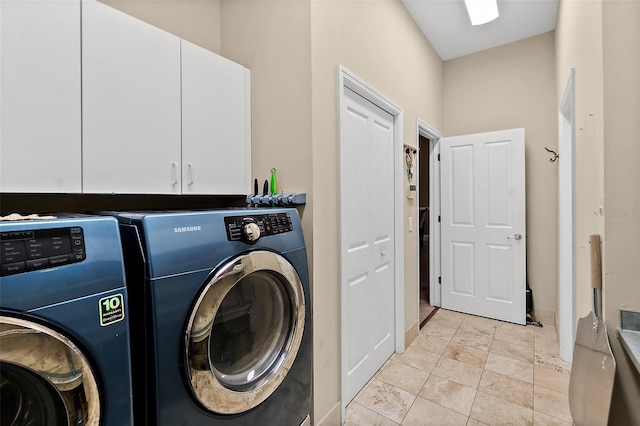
[407,184,417,199]
[408,216,413,232]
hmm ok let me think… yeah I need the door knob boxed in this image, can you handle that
[507,233,523,241]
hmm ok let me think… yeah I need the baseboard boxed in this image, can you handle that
[535,309,556,327]
[405,320,419,348]
[315,400,341,426]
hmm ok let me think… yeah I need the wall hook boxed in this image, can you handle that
[545,147,559,162]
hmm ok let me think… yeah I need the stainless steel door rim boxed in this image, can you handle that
[0,316,101,426]
[184,250,306,415]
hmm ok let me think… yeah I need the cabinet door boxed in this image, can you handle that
[181,40,251,195]
[1,0,81,193]
[82,0,181,194]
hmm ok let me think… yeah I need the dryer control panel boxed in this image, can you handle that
[0,227,86,276]
[224,213,293,244]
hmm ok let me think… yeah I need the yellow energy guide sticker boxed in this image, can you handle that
[99,293,125,326]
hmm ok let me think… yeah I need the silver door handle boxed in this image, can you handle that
[171,162,178,185]
[187,163,194,186]
[507,233,523,240]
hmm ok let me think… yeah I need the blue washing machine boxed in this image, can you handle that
[0,214,133,425]
[108,208,311,426]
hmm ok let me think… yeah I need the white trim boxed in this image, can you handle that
[338,65,404,418]
[416,119,443,309]
[558,69,576,363]
[417,118,442,141]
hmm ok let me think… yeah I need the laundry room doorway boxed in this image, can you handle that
[419,135,434,326]
[418,125,526,326]
[338,66,405,412]
[416,119,443,328]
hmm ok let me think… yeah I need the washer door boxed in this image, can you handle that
[185,250,305,414]
[0,316,100,426]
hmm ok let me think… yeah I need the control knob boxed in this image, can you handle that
[243,222,261,242]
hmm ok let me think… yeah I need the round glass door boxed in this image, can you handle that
[1,362,68,426]
[0,316,101,426]
[185,251,305,414]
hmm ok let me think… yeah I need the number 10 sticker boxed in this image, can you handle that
[99,294,125,326]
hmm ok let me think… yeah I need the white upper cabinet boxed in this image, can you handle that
[181,40,251,195]
[2,0,251,195]
[81,0,182,194]
[1,0,82,193]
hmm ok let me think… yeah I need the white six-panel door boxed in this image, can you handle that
[340,87,396,404]
[440,128,526,324]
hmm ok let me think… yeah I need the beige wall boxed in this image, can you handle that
[602,0,640,423]
[310,1,443,422]
[102,0,222,53]
[220,0,313,271]
[555,0,605,323]
[443,32,558,315]
[556,0,640,422]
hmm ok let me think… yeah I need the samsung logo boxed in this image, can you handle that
[173,226,202,233]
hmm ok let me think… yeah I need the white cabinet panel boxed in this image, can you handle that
[1,0,81,193]
[2,0,250,195]
[81,0,181,194]
[181,40,251,195]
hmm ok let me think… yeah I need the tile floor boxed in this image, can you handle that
[345,309,572,425]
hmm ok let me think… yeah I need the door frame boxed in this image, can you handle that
[338,65,404,413]
[558,69,576,362]
[415,119,443,310]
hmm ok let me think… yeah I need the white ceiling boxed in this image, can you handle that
[401,0,559,61]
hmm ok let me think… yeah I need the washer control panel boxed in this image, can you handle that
[0,227,86,276]
[224,213,293,244]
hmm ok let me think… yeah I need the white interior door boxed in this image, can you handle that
[441,128,526,324]
[340,86,395,404]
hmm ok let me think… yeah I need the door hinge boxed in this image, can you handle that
[437,154,441,161]
[438,276,442,284]
[438,215,441,223]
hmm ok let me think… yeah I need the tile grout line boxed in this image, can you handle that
[465,331,495,424]
[421,313,479,423]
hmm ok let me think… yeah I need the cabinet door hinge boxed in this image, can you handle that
[437,154,441,161]
[438,215,441,223]
[438,276,442,284]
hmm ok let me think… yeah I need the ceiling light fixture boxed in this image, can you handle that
[464,0,499,25]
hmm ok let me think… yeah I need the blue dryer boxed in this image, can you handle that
[110,208,311,425]
[0,215,133,425]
